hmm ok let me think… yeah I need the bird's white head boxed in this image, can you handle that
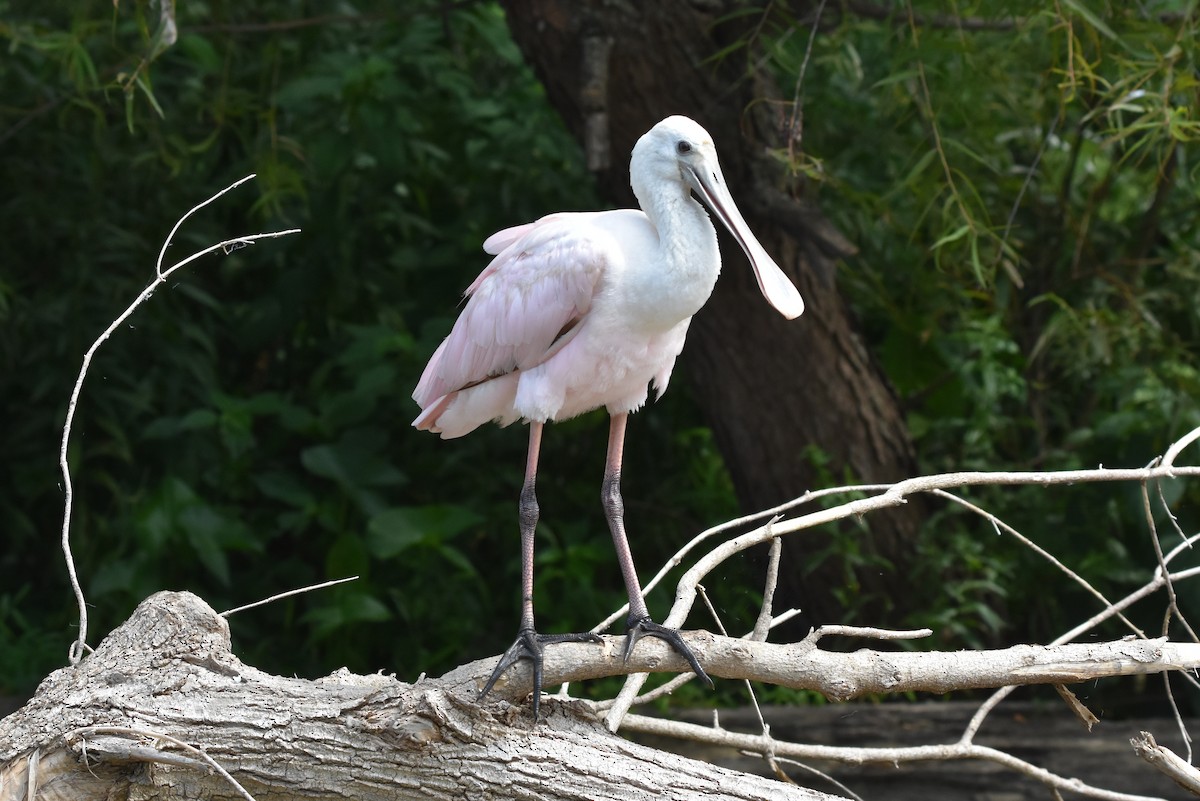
[630,116,805,320]
[630,115,717,189]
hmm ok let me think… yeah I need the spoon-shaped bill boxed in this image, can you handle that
[685,164,805,320]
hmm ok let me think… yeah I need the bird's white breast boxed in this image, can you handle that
[590,200,720,335]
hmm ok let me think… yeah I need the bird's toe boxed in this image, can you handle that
[623,615,714,689]
[479,628,603,720]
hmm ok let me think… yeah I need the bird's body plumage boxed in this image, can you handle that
[411,116,804,718]
[413,176,722,438]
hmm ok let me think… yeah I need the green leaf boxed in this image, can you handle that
[1060,0,1129,51]
[135,72,165,119]
[147,0,178,61]
[124,85,136,133]
[181,504,232,585]
[178,33,220,72]
[254,471,314,509]
[301,428,406,491]
[366,505,483,559]
[325,534,370,577]
[931,224,971,250]
[871,69,919,89]
[304,592,392,638]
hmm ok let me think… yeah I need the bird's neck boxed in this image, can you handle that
[642,183,719,270]
[630,183,721,327]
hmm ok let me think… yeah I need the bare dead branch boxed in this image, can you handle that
[589,608,805,711]
[454,634,1200,707]
[933,487,1144,636]
[1142,474,1200,643]
[1053,684,1100,731]
[57,175,300,664]
[66,726,257,801]
[1131,731,1200,796]
[803,624,932,643]
[624,713,1159,801]
[603,457,1200,731]
[220,576,359,617]
[751,525,782,643]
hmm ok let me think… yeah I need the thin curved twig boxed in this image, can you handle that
[58,175,300,664]
[932,487,1144,637]
[221,576,359,617]
[589,486,891,635]
[67,725,257,801]
[606,462,1200,731]
[621,714,1163,801]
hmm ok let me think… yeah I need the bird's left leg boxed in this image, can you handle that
[602,412,713,688]
[479,421,600,720]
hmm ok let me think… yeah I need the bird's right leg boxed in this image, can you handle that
[602,412,713,688]
[478,422,600,720]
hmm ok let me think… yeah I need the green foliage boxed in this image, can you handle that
[4,0,1198,717]
[765,0,1200,642]
[0,0,729,695]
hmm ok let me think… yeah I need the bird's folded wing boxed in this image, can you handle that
[412,215,610,408]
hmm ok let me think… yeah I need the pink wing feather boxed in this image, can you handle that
[412,214,609,411]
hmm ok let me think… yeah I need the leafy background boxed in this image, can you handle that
[1,0,1198,716]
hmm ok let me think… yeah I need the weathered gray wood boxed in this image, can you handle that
[637,703,1197,800]
[5,591,1196,799]
[0,591,831,801]
[1132,731,1200,796]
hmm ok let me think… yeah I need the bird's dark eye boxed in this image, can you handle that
[676,140,692,155]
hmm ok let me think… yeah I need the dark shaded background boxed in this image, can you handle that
[2,2,1198,725]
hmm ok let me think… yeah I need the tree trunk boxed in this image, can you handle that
[498,0,924,626]
[5,592,1195,799]
[0,592,831,801]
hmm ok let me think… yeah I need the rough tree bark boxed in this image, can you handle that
[498,0,924,627]
[0,592,830,801]
[5,592,1196,800]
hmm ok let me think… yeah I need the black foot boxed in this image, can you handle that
[624,615,714,688]
[479,628,602,720]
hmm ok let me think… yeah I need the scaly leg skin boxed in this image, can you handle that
[478,422,601,721]
[622,614,713,686]
[603,413,714,688]
[479,628,602,721]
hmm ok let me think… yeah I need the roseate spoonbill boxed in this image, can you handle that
[412,115,804,718]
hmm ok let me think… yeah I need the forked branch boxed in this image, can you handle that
[588,426,1200,799]
[57,175,300,665]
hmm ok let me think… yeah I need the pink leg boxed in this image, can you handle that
[479,422,601,720]
[517,422,543,632]
[601,413,650,619]
[602,413,713,687]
